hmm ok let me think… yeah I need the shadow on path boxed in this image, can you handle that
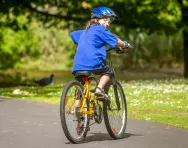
[65,132,142,144]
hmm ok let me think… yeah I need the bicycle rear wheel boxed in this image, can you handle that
[103,80,127,139]
[60,80,89,144]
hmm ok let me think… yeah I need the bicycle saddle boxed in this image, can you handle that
[74,71,91,77]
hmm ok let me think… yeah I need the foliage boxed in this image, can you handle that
[0,11,76,70]
[17,20,75,70]
[107,27,183,70]
[0,0,182,30]
[128,29,183,67]
[0,12,39,69]
[0,0,185,71]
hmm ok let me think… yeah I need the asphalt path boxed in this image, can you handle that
[0,97,187,148]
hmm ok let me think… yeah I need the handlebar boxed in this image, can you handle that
[107,44,133,54]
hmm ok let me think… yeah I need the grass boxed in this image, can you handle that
[122,79,188,129]
[0,79,188,129]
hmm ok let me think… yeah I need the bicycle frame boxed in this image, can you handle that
[67,47,129,116]
[61,46,130,143]
[65,76,98,118]
[79,76,95,116]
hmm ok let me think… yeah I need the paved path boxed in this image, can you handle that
[0,97,187,148]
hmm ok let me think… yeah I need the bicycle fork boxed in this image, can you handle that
[113,85,121,110]
[112,78,121,110]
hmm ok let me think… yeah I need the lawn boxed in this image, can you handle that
[0,79,187,129]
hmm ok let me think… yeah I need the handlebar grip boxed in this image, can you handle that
[127,44,133,49]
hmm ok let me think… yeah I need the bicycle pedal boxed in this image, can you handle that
[85,126,90,131]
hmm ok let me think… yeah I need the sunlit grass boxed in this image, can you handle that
[122,79,188,129]
[0,84,64,104]
[0,79,188,129]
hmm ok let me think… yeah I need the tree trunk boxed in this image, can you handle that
[179,0,188,78]
[182,8,188,78]
[183,30,188,78]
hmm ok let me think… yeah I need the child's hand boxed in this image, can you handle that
[123,41,133,49]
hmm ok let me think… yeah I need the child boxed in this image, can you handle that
[70,6,130,135]
[70,6,130,97]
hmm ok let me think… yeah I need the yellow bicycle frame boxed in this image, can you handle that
[66,76,96,116]
[79,76,96,116]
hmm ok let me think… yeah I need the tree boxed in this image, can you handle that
[0,0,186,77]
[178,0,188,78]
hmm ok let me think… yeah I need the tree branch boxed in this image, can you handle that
[23,3,87,22]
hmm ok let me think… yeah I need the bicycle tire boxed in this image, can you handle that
[60,80,89,144]
[103,80,127,139]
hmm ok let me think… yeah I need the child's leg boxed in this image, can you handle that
[74,75,84,108]
[74,100,81,107]
[95,75,110,93]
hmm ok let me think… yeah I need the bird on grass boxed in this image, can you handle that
[34,74,55,87]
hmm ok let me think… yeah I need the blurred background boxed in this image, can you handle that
[0,0,188,86]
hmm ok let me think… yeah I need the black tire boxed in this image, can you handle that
[60,80,89,144]
[103,80,127,139]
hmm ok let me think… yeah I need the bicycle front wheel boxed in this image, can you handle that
[60,80,89,144]
[103,80,127,139]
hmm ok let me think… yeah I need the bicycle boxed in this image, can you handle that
[60,46,132,144]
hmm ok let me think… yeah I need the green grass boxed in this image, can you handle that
[122,79,188,129]
[0,79,188,129]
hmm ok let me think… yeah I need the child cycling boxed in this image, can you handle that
[70,6,130,134]
[70,6,130,96]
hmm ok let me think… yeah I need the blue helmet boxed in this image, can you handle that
[91,6,118,20]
